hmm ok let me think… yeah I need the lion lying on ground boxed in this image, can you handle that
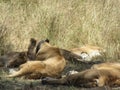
[42,62,120,87]
[4,38,42,68]
[0,38,37,68]
[91,62,120,70]
[6,39,66,79]
[70,45,105,62]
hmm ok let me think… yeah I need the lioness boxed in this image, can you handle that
[70,45,105,61]
[42,68,120,87]
[3,38,37,68]
[91,62,120,70]
[7,39,66,79]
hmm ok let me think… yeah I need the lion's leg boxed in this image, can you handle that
[7,67,30,78]
[42,76,68,85]
[97,76,107,87]
[79,81,97,88]
[7,62,32,78]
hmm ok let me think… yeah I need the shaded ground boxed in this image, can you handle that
[0,62,120,90]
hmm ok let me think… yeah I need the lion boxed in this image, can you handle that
[0,51,28,68]
[6,52,28,68]
[1,38,37,68]
[91,62,120,70]
[7,39,66,79]
[70,45,105,62]
[42,68,120,87]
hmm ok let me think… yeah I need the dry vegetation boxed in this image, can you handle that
[0,0,120,60]
[0,0,120,90]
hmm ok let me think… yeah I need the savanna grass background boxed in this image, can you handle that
[0,0,120,90]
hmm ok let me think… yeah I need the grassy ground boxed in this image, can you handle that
[0,0,120,90]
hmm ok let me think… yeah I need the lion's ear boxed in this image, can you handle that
[30,38,37,46]
[45,39,49,43]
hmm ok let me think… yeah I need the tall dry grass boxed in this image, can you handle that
[0,0,120,60]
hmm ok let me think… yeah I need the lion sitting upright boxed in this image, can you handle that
[7,39,66,79]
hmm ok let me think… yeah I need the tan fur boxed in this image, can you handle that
[42,68,120,87]
[70,45,104,55]
[70,45,105,62]
[91,62,120,71]
[91,62,120,86]
[7,42,66,79]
